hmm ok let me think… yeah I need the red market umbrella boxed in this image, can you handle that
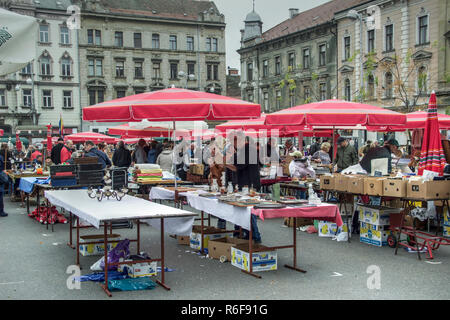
[367,111,450,131]
[64,132,117,144]
[108,123,187,137]
[418,92,447,176]
[82,88,261,122]
[264,99,406,127]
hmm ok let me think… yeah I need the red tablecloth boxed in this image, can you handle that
[251,203,343,227]
[260,177,291,185]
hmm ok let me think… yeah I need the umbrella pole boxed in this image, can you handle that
[173,120,177,189]
[332,127,335,170]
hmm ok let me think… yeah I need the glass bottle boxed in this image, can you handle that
[227,182,234,194]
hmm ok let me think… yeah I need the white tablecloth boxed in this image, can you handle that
[149,187,177,200]
[45,190,196,235]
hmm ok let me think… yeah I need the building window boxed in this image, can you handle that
[344,36,351,61]
[303,48,310,69]
[134,61,143,78]
[418,15,428,45]
[60,26,69,44]
[115,31,123,47]
[169,35,177,50]
[288,52,295,70]
[170,63,178,79]
[0,89,5,106]
[21,63,32,75]
[207,64,218,81]
[63,90,72,108]
[134,33,142,48]
[275,56,281,75]
[263,60,268,78]
[385,72,393,98]
[367,29,375,53]
[304,86,310,101]
[88,89,104,105]
[385,24,393,52]
[276,90,281,109]
[344,79,351,101]
[263,92,269,112]
[39,25,49,43]
[87,29,94,44]
[418,66,427,94]
[213,65,219,81]
[42,90,52,108]
[88,29,101,45]
[247,63,253,81]
[319,83,327,101]
[23,89,32,107]
[319,44,326,66]
[88,58,102,76]
[187,36,194,51]
[61,58,71,76]
[206,38,211,52]
[115,61,125,78]
[152,34,160,49]
[187,63,195,76]
[135,89,145,95]
[367,74,375,99]
[116,90,126,99]
[212,38,218,52]
[40,56,51,75]
[153,62,161,78]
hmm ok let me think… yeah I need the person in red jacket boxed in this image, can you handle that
[30,148,42,162]
[60,140,73,164]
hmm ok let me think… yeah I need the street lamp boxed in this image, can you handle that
[178,71,195,89]
[346,9,364,102]
[26,76,37,125]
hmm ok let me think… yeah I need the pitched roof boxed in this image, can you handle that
[95,0,221,22]
[261,0,368,42]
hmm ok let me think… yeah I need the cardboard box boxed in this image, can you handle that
[79,234,121,256]
[359,222,391,247]
[207,237,249,261]
[347,175,365,194]
[189,164,204,175]
[118,259,157,278]
[320,175,335,190]
[406,180,450,200]
[283,155,293,176]
[231,243,277,272]
[177,235,190,245]
[334,174,349,192]
[364,177,384,196]
[317,220,349,237]
[284,217,314,227]
[190,225,233,253]
[356,204,401,226]
[383,178,407,197]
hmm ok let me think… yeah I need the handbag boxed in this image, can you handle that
[0,171,9,185]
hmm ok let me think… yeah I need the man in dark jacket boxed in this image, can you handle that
[112,140,132,168]
[84,140,111,169]
[333,137,358,172]
[360,139,401,174]
[51,137,65,165]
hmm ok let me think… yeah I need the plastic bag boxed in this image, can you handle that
[89,239,130,271]
[333,231,348,242]
[108,277,156,291]
[76,271,128,282]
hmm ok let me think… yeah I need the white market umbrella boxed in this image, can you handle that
[0,8,38,76]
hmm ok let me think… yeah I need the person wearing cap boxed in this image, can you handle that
[282,139,297,158]
[289,151,316,179]
[333,137,358,173]
[360,138,401,174]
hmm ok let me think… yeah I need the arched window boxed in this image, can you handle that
[344,79,351,101]
[39,51,52,76]
[385,72,393,98]
[60,52,73,77]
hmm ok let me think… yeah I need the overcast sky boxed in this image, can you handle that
[213,0,330,72]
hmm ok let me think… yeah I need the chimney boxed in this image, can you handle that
[289,8,299,19]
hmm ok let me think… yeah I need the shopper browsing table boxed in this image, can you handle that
[333,137,358,173]
[360,138,402,174]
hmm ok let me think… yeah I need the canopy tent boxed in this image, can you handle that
[418,92,447,176]
[108,123,189,138]
[0,8,38,76]
[264,99,406,127]
[82,88,261,122]
[64,132,118,144]
[366,111,450,132]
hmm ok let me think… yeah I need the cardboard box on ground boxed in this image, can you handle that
[79,234,121,256]
[317,220,349,237]
[190,225,233,252]
[284,217,314,227]
[231,243,277,272]
[207,237,249,262]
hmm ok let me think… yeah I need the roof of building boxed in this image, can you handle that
[261,0,369,43]
[245,10,262,23]
[93,0,222,22]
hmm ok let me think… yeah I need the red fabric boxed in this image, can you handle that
[82,88,261,122]
[251,203,343,227]
[15,133,22,151]
[260,177,292,185]
[60,146,72,163]
[0,129,3,136]
[265,99,406,127]
[46,125,52,155]
[367,111,450,131]
[64,132,117,144]
[418,92,446,176]
[31,150,42,161]
[108,124,187,137]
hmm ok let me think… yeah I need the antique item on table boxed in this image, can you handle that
[87,169,128,202]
